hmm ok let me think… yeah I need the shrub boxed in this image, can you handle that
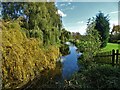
[71,65,120,89]
[1,21,60,89]
[77,21,101,69]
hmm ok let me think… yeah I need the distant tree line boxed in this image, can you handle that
[72,12,110,48]
[109,25,120,43]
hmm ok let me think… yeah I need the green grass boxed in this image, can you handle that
[101,43,120,52]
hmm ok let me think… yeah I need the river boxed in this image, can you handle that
[21,42,82,89]
[60,42,82,80]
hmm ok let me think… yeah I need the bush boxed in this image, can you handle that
[1,21,60,89]
[77,22,101,69]
[71,65,120,89]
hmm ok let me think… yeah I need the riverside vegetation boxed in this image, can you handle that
[1,21,60,89]
[1,2,71,89]
[1,2,120,90]
[69,12,120,89]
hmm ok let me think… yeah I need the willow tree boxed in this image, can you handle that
[1,2,25,20]
[2,2,63,46]
[23,2,62,45]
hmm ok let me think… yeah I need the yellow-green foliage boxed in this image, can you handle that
[1,21,60,89]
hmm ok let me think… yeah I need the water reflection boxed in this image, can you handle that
[60,43,82,80]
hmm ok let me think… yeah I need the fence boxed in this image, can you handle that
[94,49,120,67]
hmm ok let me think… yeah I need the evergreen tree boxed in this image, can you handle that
[95,12,110,48]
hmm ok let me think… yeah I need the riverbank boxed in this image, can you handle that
[101,43,119,52]
[1,21,61,89]
[19,42,82,89]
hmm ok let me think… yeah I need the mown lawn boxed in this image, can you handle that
[101,43,120,52]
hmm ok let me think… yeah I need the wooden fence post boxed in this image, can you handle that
[116,49,119,67]
[112,49,115,67]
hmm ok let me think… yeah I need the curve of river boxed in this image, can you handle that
[60,42,82,80]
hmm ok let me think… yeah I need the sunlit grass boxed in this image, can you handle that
[101,43,120,52]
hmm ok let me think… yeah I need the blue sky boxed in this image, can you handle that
[56,2,119,34]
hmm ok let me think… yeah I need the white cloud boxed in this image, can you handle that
[68,2,71,5]
[60,2,71,7]
[60,3,65,6]
[58,10,67,17]
[110,11,120,14]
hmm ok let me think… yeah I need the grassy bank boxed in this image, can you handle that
[101,43,119,52]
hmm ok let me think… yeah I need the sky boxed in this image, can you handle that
[56,2,119,35]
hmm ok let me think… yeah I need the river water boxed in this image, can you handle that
[22,42,82,89]
[60,42,82,80]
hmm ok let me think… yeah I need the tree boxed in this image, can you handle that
[109,25,120,43]
[22,2,62,45]
[59,28,71,43]
[111,25,120,34]
[72,32,81,40]
[1,2,25,20]
[77,19,101,69]
[2,2,63,46]
[79,19,101,55]
[95,12,110,48]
